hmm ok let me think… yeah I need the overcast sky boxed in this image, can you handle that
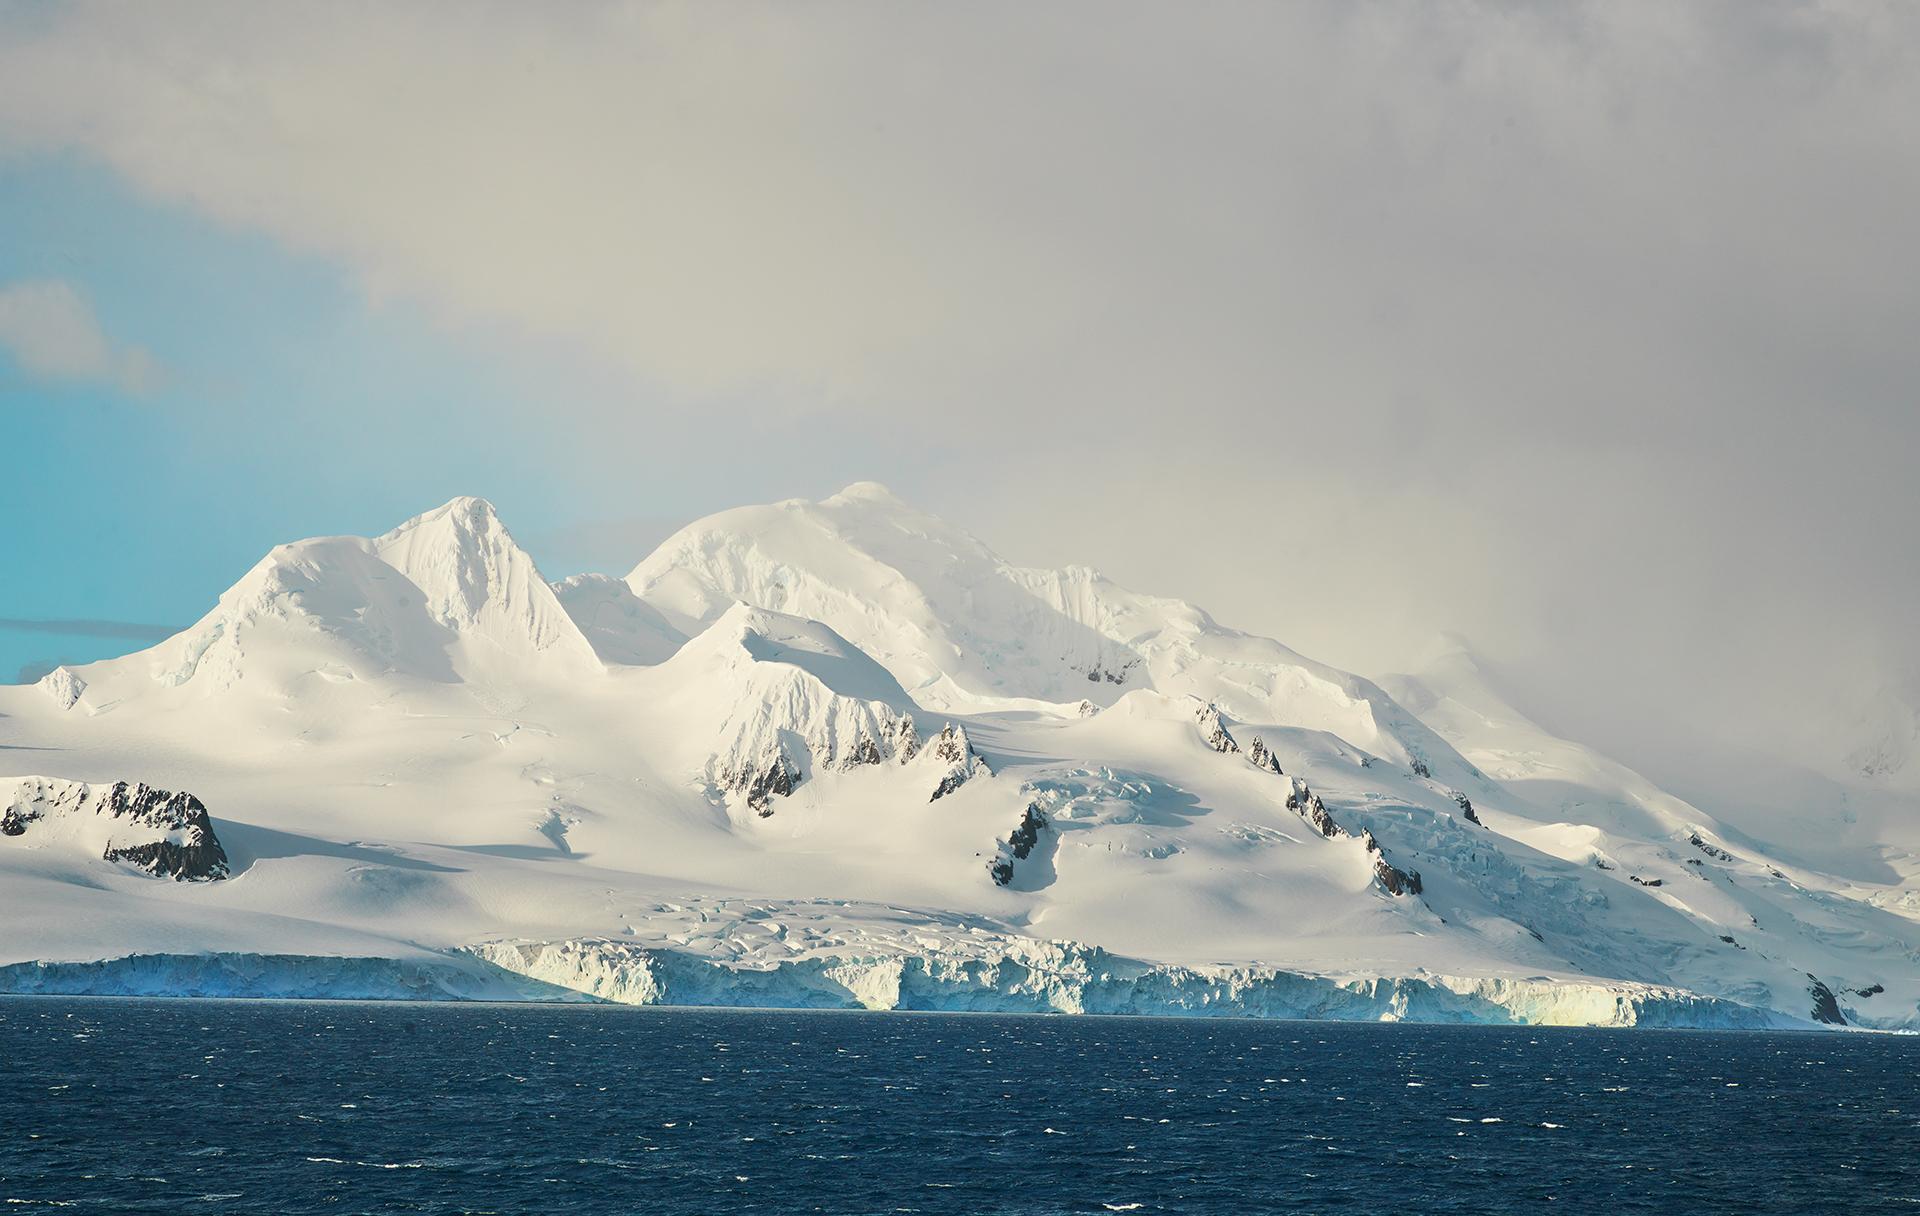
[2,1,1916,790]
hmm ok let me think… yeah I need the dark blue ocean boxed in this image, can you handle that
[2,998,1917,1214]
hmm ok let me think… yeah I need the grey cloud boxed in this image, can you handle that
[14,658,73,685]
[0,2,1914,784]
[0,618,182,640]
[0,279,158,394]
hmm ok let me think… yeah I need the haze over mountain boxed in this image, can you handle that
[4,485,1917,1028]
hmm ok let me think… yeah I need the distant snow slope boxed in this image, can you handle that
[2,486,1916,1028]
[551,573,685,666]
[628,482,1466,780]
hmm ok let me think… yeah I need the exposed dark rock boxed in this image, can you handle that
[1286,779,1342,840]
[1591,858,1614,871]
[1195,703,1238,754]
[722,752,800,816]
[1082,660,1136,686]
[932,723,970,765]
[105,837,227,882]
[891,716,921,763]
[1247,736,1283,776]
[1362,831,1423,897]
[1410,757,1432,779]
[1630,875,1663,888]
[1075,700,1099,719]
[988,802,1050,886]
[1007,806,1045,860]
[718,707,923,813]
[1451,791,1481,826]
[1279,775,1417,896]
[1688,832,1734,862]
[1,806,42,837]
[1807,975,1846,1026]
[93,782,229,881]
[928,724,989,802]
[1853,984,1884,998]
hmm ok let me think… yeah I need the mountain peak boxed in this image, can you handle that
[823,481,909,508]
[372,496,524,619]
[365,496,598,670]
[381,495,505,540]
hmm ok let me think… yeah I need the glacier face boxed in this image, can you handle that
[2,485,1919,1030]
[0,925,1797,1029]
[463,935,1797,1029]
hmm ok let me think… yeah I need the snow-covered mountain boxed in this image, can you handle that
[4,485,1917,1028]
[629,483,1462,778]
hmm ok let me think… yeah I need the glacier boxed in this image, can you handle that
[0,935,1798,1030]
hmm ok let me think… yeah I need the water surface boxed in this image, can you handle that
[2,997,1916,1213]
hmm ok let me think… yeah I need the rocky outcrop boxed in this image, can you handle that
[701,631,924,816]
[1362,831,1423,897]
[1283,777,1421,898]
[717,752,802,816]
[97,783,230,881]
[888,715,922,762]
[1196,702,1239,754]
[1807,975,1847,1026]
[844,733,885,767]
[928,724,990,802]
[1247,736,1283,776]
[2,778,229,881]
[1286,777,1342,840]
[988,803,1050,886]
[1452,791,1482,826]
[1688,831,1734,862]
[714,702,934,815]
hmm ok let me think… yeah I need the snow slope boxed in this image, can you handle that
[2,486,1916,1028]
[628,483,1466,780]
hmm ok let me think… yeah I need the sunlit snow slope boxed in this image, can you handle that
[3,485,1916,1028]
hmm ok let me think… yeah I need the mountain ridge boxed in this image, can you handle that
[3,483,1917,1029]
